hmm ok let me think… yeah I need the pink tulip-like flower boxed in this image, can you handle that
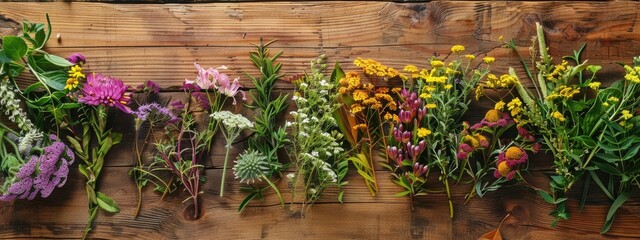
[185,63,222,90]
[215,72,246,105]
[78,73,132,114]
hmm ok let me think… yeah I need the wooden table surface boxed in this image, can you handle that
[1,1,640,239]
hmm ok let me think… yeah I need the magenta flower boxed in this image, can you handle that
[78,73,133,114]
[67,53,86,65]
[215,72,246,105]
[135,80,161,94]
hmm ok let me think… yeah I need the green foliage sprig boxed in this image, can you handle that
[508,22,640,233]
[235,40,289,212]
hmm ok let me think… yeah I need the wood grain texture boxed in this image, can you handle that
[1,1,640,239]
[1,1,639,88]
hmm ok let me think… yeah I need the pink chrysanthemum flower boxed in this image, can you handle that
[78,73,133,114]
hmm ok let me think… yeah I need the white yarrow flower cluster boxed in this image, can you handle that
[288,56,345,204]
[211,110,253,130]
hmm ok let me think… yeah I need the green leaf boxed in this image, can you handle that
[66,136,83,153]
[330,61,345,83]
[565,100,586,112]
[0,50,12,63]
[238,190,260,212]
[572,135,596,148]
[35,29,46,49]
[2,36,28,61]
[44,53,73,67]
[111,132,123,145]
[394,190,412,197]
[96,192,120,213]
[538,190,555,204]
[39,70,69,90]
[601,190,631,234]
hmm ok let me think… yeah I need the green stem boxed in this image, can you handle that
[262,174,285,208]
[220,143,232,197]
[444,177,454,218]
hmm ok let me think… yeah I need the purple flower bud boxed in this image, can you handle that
[402,131,412,143]
[67,53,86,65]
[387,146,398,160]
[399,110,412,124]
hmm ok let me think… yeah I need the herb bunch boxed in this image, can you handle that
[288,55,348,214]
[335,58,400,196]
[385,45,492,217]
[235,40,288,211]
[508,23,640,232]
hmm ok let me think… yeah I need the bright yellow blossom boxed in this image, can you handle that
[465,55,476,61]
[65,78,79,91]
[352,90,369,101]
[483,57,495,64]
[507,98,523,117]
[417,128,432,137]
[451,45,465,54]
[624,65,640,83]
[426,103,437,109]
[403,65,419,73]
[430,60,445,68]
[494,101,505,111]
[621,110,633,120]
[552,111,565,122]
[444,84,453,90]
[588,82,601,90]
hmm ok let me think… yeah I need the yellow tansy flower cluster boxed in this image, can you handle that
[546,85,581,101]
[354,58,402,79]
[430,60,445,68]
[417,128,432,138]
[65,65,85,91]
[485,74,517,88]
[339,71,398,120]
[588,82,601,90]
[451,45,465,54]
[338,72,361,94]
[619,110,634,127]
[552,111,566,122]
[603,96,620,107]
[483,57,495,64]
[494,101,505,111]
[546,60,569,83]
[465,55,475,61]
[624,65,640,83]
[507,98,525,124]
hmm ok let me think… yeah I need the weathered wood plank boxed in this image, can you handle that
[12,44,633,90]
[2,2,638,49]
[2,166,639,239]
[1,1,639,88]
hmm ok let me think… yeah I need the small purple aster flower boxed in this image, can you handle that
[78,73,133,114]
[135,103,179,123]
[135,80,161,94]
[192,92,210,110]
[67,53,86,65]
[170,100,185,112]
[181,82,201,92]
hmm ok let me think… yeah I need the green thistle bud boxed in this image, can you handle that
[233,150,269,183]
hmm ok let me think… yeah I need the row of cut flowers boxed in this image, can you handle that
[1,18,639,238]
